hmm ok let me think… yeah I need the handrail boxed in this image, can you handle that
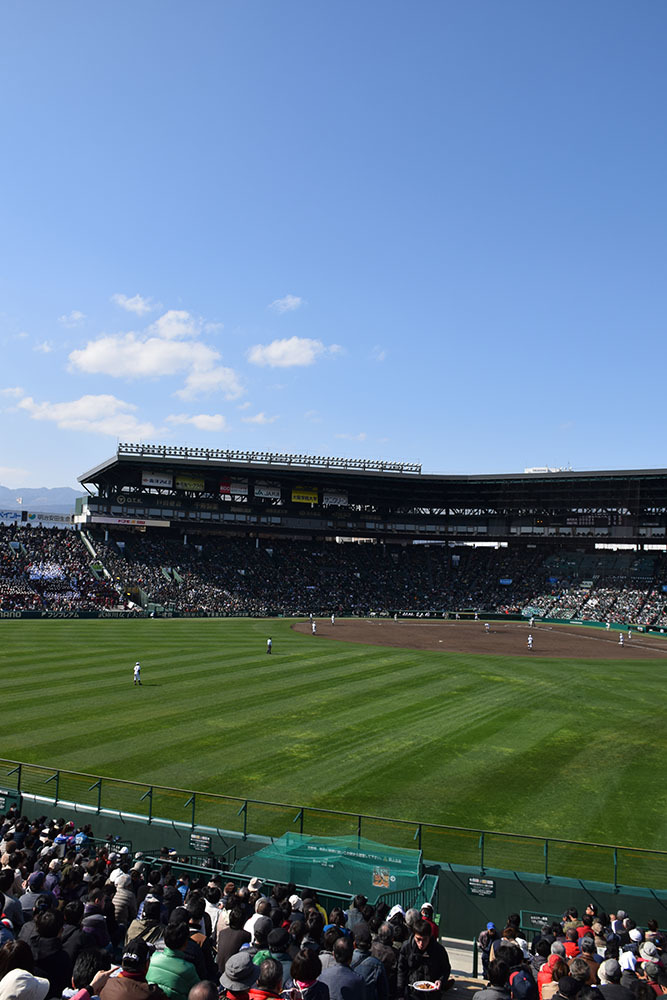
[3,757,667,888]
[0,756,663,857]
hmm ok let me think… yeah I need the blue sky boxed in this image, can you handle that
[2,1,666,488]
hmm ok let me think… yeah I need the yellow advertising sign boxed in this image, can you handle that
[292,488,318,504]
[175,475,205,491]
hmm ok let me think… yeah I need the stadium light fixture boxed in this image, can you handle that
[117,442,421,475]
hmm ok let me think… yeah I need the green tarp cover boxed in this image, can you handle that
[232,832,423,900]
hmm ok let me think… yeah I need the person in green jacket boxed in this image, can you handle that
[146,921,200,1000]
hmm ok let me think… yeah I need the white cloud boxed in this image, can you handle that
[175,365,243,400]
[59,310,86,327]
[248,336,339,368]
[149,309,200,340]
[17,393,156,438]
[237,401,251,411]
[167,413,229,432]
[304,409,322,423]
[335,432,367,442]
[371,345,387,362]
[69,332,219,379]
[34,341,53,354]
[15,331,29,340]
[1,387,25,399]
[112,293,157,316]
[68,310,243,402]
[242,412,278,425]
[269,294,303,314]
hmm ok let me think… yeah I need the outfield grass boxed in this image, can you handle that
[4,617,667,881]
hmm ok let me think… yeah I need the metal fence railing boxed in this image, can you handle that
[2,757,666,891]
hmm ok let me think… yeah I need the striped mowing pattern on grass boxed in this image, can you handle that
[3,617,667,885]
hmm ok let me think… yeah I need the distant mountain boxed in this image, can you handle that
[0,485,85,513]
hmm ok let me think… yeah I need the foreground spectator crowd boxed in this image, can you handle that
[0,810,451,1000]
[3,525,667,624]
[474,906,666,1000]
[1,811,664,1000]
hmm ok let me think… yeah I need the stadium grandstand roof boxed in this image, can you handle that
[78,443,667,520]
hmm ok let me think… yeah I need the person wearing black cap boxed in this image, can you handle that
[247,917,274,966]
[267,927,292,985]
[99,937,167,999]
[20,872,53,921]
[351,923,388,1000]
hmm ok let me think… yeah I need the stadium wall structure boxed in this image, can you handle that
[3,758,667,937]
[3,611,666,634]
[8,786,667,940]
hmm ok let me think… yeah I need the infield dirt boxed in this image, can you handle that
[293,617,667,659]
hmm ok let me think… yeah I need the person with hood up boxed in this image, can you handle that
[25,908,72,999]
[538,955,569,1000]
[113,876,138,931]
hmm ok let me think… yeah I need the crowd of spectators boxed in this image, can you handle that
[3,525,667,624]
[0,809,452,1000]
[0,527,120,613]
[475,905,666,1000]
[1,809,664,1000]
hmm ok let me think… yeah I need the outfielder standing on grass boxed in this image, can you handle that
[133,661,142,685]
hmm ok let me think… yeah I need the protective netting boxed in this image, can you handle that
[232,832,422,901]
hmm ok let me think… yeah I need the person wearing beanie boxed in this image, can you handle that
[267,927,292,986]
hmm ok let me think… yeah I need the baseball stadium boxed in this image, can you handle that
[2,444,667,942]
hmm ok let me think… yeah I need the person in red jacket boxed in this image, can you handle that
[248,959,284,1000]
[563,931,579,961]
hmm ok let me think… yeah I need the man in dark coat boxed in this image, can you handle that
[397,920,452,999]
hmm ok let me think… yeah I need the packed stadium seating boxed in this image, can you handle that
[2,523,667,624]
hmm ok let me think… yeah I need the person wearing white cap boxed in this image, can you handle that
[133,661,142,686]
[0,968,50,1000]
